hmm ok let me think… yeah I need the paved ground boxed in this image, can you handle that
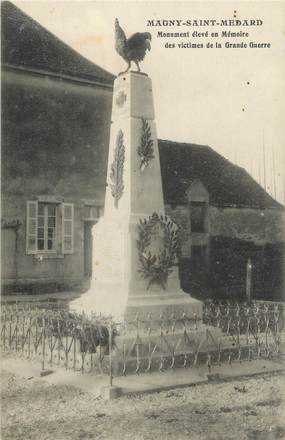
[1,366,285,440]
[2,355,285,398]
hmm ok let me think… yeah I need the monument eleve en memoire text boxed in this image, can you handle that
[70,20,202,319]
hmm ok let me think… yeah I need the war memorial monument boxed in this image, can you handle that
[70,19,203,321]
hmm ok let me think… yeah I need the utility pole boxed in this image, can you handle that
[272,147,277,199]
[262,130,266,191]
[250,157,253,178]
[258,160,261,185]
[246,258,252,304]
[234,149,238,166]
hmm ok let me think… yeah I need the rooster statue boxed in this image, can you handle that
[115,18,152,74]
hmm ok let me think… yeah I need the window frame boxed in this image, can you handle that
[62,203,74,254]
[37,202,57,253]
[26,200,74,256]
[26,201,38,254]
[190,201,207,233]
[82,204,104,222]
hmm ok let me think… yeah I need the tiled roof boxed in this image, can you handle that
[158,139,283,209]
[1,1,115,85]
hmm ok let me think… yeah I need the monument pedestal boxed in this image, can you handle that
[71,281,203,321]
[70,71,203,320]
[125,291,203,321]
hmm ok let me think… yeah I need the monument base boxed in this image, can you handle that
[106,323,225,376]
[69,282,128,319]
[69,282,203,321]
[125,291,203,320]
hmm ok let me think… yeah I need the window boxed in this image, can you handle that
[26,201,38,252]
[62,204,74,253]
[83,205,104,221]
[190,202,206,233]
[26,201,74,255]
[37,203,57,251]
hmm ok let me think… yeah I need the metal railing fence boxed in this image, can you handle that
[1,300,284,382]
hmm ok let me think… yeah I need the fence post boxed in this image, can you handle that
[246,258,252,304]
[15,313,19,352]
[28,316,31,358]
[8,313,12,351]
[2,312,6,352]
[73,322,77,372]
[42,316,46,372]
[101,319,122,400]
[109,320,113,387]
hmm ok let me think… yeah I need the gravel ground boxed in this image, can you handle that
[1,368,285,440]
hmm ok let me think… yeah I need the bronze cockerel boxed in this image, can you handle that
[115,18,152,74]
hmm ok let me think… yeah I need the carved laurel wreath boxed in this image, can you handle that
[110,130,125,208]
[137,119,155,171]
[136,212,180,290]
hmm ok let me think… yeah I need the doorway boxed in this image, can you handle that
[83,222,94,278]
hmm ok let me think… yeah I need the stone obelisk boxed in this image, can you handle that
[70,71,202,320]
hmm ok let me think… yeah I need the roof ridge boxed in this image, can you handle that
[158,138,257,174]
[158,138,210,149]
[2,1,115,83]
[158,139,283,209]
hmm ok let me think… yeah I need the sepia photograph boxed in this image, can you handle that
[1,1,285,439]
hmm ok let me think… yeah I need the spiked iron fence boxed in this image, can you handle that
[203,300,284,334]
[1,301,284,382]
[1,303,113,375]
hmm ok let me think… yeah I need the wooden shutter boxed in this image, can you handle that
[26,201,38,254]
[62,203,74,254]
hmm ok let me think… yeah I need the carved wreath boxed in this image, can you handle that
[136,212,180,290]
[110,130,125,208]
[137,119,154,171]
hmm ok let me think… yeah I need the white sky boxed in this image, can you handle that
[14,1,285,203]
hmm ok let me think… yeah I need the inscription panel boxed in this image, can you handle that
[93,223,124,282]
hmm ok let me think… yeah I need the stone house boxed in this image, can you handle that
[2,1,114,292]
[2,2,284,300]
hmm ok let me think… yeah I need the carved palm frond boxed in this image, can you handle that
[110,130,125,208]
[137,119,154,170]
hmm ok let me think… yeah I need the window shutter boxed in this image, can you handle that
[26,201,38,254]
[62,203,74,254]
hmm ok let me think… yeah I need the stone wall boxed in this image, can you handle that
[209,206,285,245]
[166,204,285,256]
[166,202,284,300]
